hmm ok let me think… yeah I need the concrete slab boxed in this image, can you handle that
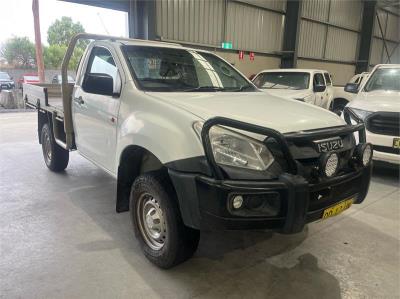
[1,112,399,299]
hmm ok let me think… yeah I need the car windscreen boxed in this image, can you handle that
[122,45,255,92]
[253,72,310,90]
[324,73,332,85]
[0,73,10,80]
[364,68,400,92]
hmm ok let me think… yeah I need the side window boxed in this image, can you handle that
[323,73,332,85]
[313,73,325,87]
[87,47,118,82]
[82,47,119,96]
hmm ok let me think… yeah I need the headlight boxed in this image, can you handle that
[351,108,373,120]
[193,122,275,171]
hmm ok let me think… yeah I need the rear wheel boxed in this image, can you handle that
[130,171,200,269]
[41,123,69,172]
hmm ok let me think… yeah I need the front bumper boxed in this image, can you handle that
[366,131,400,165]
[169,164,372,233]
[0,83,14,90]
[170,111,371,233]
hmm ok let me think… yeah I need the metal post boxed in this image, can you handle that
[376,11,391,63]
[32,0,45,83]
[281,0,302,68]
[355,0,377,73]
[128,0,157,40]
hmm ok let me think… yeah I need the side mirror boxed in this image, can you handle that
[344,83,359,94]
[82,73,116,96]
[313,84,326,92]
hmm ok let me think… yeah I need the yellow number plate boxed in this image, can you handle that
[322,198,354,219]
[393,138,400,149]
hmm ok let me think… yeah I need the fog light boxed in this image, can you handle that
[320,152,339,178]
[355,143,373,166]
[232,195,243,209]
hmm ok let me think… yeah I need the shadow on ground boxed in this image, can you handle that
[69,175,342,299]
[372,161,399,186]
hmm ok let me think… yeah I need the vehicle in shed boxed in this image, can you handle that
[252,69,333,109]
[345,64,400,165]
[23,34,373,269]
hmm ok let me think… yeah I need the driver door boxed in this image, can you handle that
[73,46,121,173]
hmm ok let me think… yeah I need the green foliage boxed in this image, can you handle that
[43,44,84,70]
[47,16,86,49]
[0,37,36,67]
[44,17,87,70]
[43,44,66,68]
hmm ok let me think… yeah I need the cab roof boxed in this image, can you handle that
[258,68,329,74]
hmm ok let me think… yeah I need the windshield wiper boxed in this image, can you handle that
[183,86,226,92]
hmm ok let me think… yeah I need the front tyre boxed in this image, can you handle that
[130,172,200,269]
[41,123,69,172]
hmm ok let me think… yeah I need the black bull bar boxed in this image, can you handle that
[200,107,365,179]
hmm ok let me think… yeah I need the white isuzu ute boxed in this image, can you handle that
[345,64,400,165]
[252,69,333,109]
[24,34,373,268]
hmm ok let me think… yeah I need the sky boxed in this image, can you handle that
[0,0,129,45]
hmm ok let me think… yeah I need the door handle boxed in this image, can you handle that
[73,96,84,105]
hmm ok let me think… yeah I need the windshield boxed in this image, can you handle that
[253,72,310,90]
[364,68,400,92]
[122,45,255,92]
[0,73,10,80]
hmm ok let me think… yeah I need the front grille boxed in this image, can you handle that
[373,145,400,155]
[366,112,400,136]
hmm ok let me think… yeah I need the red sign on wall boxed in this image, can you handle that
[249,52,255,61]
[239,51,244,60]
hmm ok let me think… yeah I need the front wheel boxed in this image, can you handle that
[41,123,69,172]
[130,171,200,269]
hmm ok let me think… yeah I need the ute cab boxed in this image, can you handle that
[252,69,333,109]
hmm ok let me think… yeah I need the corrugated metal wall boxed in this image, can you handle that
[298,0,363,63]
[156,0,225,47]
[155,0,285,54]
[225,1,285,53]
[370,8,400,65]
[154,0,396,80]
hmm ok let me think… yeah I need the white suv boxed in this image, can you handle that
[346,64,400,165]
[252,69,333,109]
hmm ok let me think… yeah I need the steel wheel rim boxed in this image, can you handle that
[43,130,52,164]
[137,193,166,250]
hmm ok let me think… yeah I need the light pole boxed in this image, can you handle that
[32,0,45,83]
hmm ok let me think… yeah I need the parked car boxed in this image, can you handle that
[18,73,40,88]
[24,33,373,269]
[331,72,369,114]
[345,64,399,165]
[0,71,15,91]
[51,74,75,84]
[252,69,333,109]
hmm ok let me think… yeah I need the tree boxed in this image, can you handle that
[43,44,83,70]
[0,37,36,67]
[47,16,86,48]
[43,44,66,68]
